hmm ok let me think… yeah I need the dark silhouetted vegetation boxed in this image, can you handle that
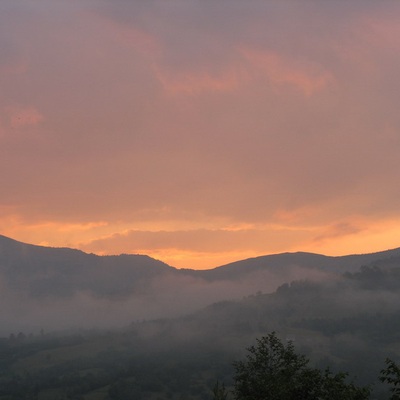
[222,332,370,400]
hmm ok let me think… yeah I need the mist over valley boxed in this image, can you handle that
[2,234,400,335]
[1,235,400,398]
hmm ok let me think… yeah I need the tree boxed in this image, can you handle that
[213,381,229,400]
[380,358,400,400]
[230,332,370,400]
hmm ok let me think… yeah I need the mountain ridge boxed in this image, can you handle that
[2,233,400,273]
[1,233,400,334]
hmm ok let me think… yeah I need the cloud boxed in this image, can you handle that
[153,66,245,95]
[1,1,400,268]
[6,106,44,129]
[108,23,160,57]
[78,226,312,268]
[312,222,364,244]
[241,48,333,96]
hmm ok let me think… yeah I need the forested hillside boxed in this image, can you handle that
[1,258,400,399]
[2,235,400,335]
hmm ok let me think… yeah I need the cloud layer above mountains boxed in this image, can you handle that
[1,1,400,268]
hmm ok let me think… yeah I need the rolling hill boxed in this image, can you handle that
[1,234,400,334]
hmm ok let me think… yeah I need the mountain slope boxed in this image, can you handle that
[1,234,400,335]
[188,247,400,281]
[0,234,176,298]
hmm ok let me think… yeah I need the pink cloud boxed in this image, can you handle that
[362,14,400,50]
[153,66,246,95]
[101,19,160,57]
[7,106,44,129]
[0,61,28,76]
[241,48,333,96]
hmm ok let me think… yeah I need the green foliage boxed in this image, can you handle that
[380,358,400,400]
[233,332,308,399]
[231,332,370,400]
[317,369,371,400]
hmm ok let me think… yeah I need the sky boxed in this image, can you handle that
[1,0,400,269]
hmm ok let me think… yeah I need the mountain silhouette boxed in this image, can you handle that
[1,234,400,334]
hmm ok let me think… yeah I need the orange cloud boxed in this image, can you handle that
[0,216,109,251]
[77,225,310,268]
[2,213,400,270]
[303,218,400,258]
[312,222,364,244]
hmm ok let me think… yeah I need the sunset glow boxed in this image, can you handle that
[1,1,400,269]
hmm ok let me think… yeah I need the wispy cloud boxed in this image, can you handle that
[241,48,333,96]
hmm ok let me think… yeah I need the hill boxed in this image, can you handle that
[1,257,400,399]
[1,234,400,335]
